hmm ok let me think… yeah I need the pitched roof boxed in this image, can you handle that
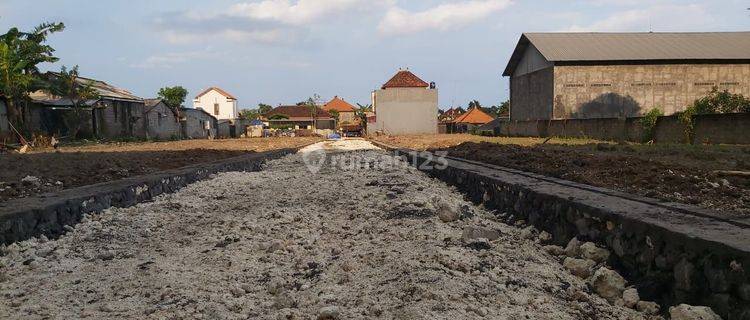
[381,70,429,89]
[195,87,237,100]
[32,72,144,104]
[503,32,750,76]
[454,107,494,125]
[323,96,356,112]
[144,98,164,108]
[264,105,333,120]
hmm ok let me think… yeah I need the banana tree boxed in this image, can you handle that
[47,66,99,139]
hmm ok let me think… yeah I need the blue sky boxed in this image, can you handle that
[1,0,748,110]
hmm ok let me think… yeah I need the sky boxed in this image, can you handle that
[1,0,748,110]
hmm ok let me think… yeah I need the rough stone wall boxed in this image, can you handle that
[379,145,750,319]
[553,64,750,119]
[694,113,750,145]
[509,67,554,121]
[94,100,147,139]
[182,110,217,139]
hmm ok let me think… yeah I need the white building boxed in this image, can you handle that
[371,69,438,135]
[193,87,238,120]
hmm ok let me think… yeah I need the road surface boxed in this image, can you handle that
[0,140,645,319]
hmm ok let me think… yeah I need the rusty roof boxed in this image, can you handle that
[264,105,333,120]
[323,96,356,112]
[454,107,494,125]
[30,73,143,105]
[503,32,750,76]
[382,70,429,89]
[194,87,237,100]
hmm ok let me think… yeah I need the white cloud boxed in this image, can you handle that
[566,4,713,32]
[378,0,512,35]
[229,0,387,25]
[162,29,287,45]
[131,50,216,69]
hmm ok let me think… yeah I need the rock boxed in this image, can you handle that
[622,288,639,308]
[318,306,341,319]
[669,304,722,320]
[230,286,245,297]
[465,238,492,251]
[579,242,610,263]
[720,179,731,187]
[738,283,750,301]
[437,203,459,222]
[21,175,41,186]
[519,226,536,240]
[589,267,626,303]
[563,257,596,278]
[97,250,115,261]
[462,226,500,242]
[636,301,660,315]
[266,240,285,253]
[674,258,695,291]
[538,231,552,243]
[272,294,294,309]
[564,237,581,257]
[542,245,565,256]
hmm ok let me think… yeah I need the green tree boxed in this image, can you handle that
[355,103,372,133]
[468,100,481,109]
[48,66,99,138]
[679,87,750,142]
[0,22,65,131]
[303,94,321,130]
[258,103,272,115]
[157,86,188,108]
[239,109,259,120]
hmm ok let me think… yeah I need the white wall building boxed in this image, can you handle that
[371,70,438,135]
[193,87,238,120]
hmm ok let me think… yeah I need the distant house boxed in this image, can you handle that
[371,69,438,135]
[503,32,750,121]
[263,105,335,130]
[27,73,145,139]
[144,99,181,140]
[193,87,239,120]
[323,96,360,133]
[181,107,218,139]
[453,107,495,132]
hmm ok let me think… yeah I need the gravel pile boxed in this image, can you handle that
[1,141,649,319]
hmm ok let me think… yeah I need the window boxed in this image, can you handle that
[113,103,118,120]
[564,83,584,88]
[694,82,715,86]
[720,82,740,86]
[157,113,162,126]
[214,103,220,115]
[631,83,652,87]
[590,83,612,87]
[656,82,676,86]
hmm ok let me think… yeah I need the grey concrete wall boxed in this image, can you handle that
[510,67,554,121]
[182,110,217,139]
[144,102,180,140]
[553,64,750,119]
[694,113,750,145]
[372,87,438,135]
[94,100,147,139]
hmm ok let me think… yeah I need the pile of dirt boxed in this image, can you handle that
[0,137,320,202]
[0,147,646,319]
[439,142,750,215]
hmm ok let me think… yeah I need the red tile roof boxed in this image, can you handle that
[264,105,332,120]
[454,107,495,125]
[323,96,356,112]
[195,87,237,100]
[382,70,429,89]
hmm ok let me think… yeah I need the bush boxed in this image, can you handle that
[678,87,750,143]
[639,108,663,143]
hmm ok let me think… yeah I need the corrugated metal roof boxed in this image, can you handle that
[503,32,750,76]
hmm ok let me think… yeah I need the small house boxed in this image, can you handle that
[144,99,181,140]
[323,96,361,134]
[453,107,495,133]
[193,87,239,120]
[181,107,218,139]
[371,69,438,135]
[263,105,335,131]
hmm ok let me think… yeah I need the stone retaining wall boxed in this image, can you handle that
[372,141,750,319]
[0,149,296,245]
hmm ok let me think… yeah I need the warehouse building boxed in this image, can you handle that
[503,32,750,121]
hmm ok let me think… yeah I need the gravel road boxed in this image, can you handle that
[0,140,647,319]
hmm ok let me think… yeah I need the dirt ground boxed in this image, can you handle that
[0,137,320,202]
[0,142,649,319]
[373,134,750,216]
